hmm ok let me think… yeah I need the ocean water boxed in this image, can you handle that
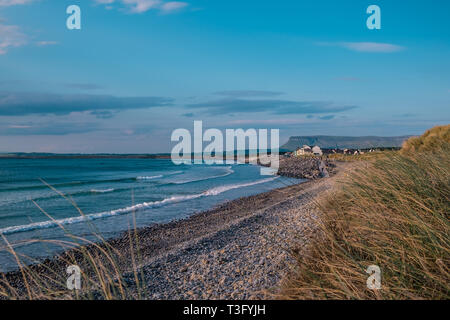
[0,158,302,271]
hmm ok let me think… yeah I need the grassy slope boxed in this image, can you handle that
[401,124,450,154]
[281,125,450,299]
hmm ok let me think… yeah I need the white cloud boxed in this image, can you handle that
[318,41,404,53]
[36,40,58,46]
[340,42,404,53]
[122,0,160,13]
[0,0,34,6]
[8,124,32,128]
[227,119,310,125]
[94,0,188,14]
[0,1,34,55]
[160,1,188,13]
[0,24,26,54]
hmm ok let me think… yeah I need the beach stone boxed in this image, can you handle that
[1,161,351,300]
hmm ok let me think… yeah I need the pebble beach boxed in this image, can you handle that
[2,157,345,299]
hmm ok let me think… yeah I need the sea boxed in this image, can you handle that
[0,158,302,271]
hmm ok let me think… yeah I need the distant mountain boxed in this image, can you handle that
[281,135,412,151]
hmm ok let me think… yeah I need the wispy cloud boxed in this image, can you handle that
[122,0,160,13]
[187,98,357,116]
[94,0,188,14]
[64,83,104,90]
[0,0,36,55]
[90,110,115,119]
[160,1,188,13]
[0,92,174,116]
[226,119,310,126]
[214,90,284,98]
[0,0,34,6]
[225,114,337,126]
[36,40,58,46]
[318,41,405,53]
[0,121,100,135]
[318,115,335,120]
[0,23,26,54]
[341,42,404,53]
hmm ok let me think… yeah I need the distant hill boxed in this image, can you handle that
[281,135,412,151]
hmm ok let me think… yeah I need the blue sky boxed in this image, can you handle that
[0,0,449,153]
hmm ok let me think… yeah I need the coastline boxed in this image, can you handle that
[1,158,343,299]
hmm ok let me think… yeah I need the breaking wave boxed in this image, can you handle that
[136,175,163,180]
[170,166,234,185]
[90,188,115,193]
[0,176,279,235]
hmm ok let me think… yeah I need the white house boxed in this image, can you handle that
[312,146,323,156]
[295,145,312,156]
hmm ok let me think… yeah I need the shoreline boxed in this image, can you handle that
[1,158,342,299]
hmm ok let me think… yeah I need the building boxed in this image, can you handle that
[312,146,323,156]
[295,145,312,156]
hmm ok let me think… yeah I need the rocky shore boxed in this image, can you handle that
[277,156,336,179]
[1,158,346,299]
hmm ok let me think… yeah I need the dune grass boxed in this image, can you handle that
[401,124,450,154]
[2,125,448,300]
[326,151,394,162]
[281,127,449,299]
[0,188,146,300]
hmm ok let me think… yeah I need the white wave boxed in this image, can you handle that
[0,175,279,235]
[166,171,183,175]
[203,176,278,195]
[0,194,201,235]
[136,175,163,180]
[136,171,182,180]
[90,188,115,193]
[172,166,234,185]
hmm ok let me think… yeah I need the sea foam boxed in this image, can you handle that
[0,176,279,235]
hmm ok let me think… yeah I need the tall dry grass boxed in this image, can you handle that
[281,134,449,299]
[326,151,394,162]
[0,186,146,300]
[401,124,450,154]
